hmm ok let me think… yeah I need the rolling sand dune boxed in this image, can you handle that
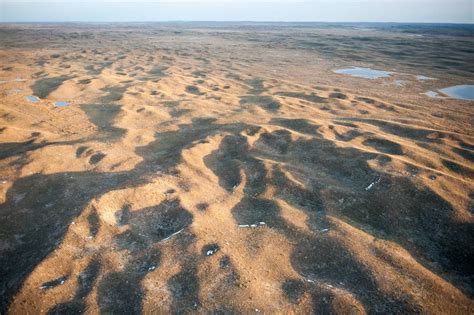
[0,23,473,313]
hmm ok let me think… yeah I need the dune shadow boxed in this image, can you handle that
[275,91,327,104]
[31,76,72,99]
[204,134,288,230]
[263,123,473,297]
[168,266,200,313]
[291,236,418,313]
[442,159,474,178]
[114,199,193,251]
[341,118,445,144]
[239,95,281,112]
[0,139,55,160]
[363,137,403,155]
[48,259,100,314]
[0,171,133,312]
[99,85,128,103]
[0,118,252,312]
[245,78,266,95]
[98,249,161,314]
[80,104,126,141]
[271,118,320,135]
[185,85,204,96]
[206,119,474,307]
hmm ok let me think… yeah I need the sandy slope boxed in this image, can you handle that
[0,24,473,314]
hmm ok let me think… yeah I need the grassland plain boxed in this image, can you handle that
[0,22,473,314]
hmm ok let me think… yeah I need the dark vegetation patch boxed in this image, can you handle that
[114,199,193,251]
[245,78,266,94]
[78,79,92,85]
[329,92,348,99]
[271,166,325,218]
[342,118,445,144]
[459,140,474,151]
[453,147,474,162]
[405,163,420,175]
[243,125,261,136]
[275,91,327,103]
[186,85,203,95]
[168,267,199,312]
[292,237,416,313]
[205,134,288,229]
[148,66,168,77]
[164,188,176,195]
[87,207,100,238]
[205,134,265,194]
[0,139,54,160]
[31,76,72,99]
[84,61,113,75]
[248,128,474,298]
[33,71,46,78]
[170,108,192,118]
[76,146,88,158]
[99,85,128,103]
[192,70,206,78]
[271,118,320,135]
[36,59,48,66]
[219,255,231,269]
[363,138,403,155]
[89,152,106,165]
[48,259,100,314]
[257,130,292,155]
[355,97,376,104]
[162,100,181,108]
[334,121,358,128]
[282,279,306,304]
[239,95,280,112]
[336,130,364,142]
[98,250,161,314]
[196,203,209,211]
[80,104,125,141]
[232,198,282,227]
[115,204,131,226]
[442,160,474,178]
[376,154,392,166]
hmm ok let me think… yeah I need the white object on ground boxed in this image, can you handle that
[239,222,266,228]
[365,177,381,191]
[162,228,185,241]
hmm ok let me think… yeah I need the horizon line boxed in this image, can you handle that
[1,20,473,24]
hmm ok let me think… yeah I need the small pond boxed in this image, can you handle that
[25,95,40,103]
[334,67,393,79]
[439,85,474,101]
[55,101,70,107]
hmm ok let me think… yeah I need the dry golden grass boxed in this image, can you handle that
[0,23,473,314]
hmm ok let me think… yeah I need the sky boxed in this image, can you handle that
[0,0,472,23]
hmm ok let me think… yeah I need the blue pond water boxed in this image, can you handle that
[334,67,393,79]
[55,101,70,107]
[439,85,474,101]
[25,95,40,103]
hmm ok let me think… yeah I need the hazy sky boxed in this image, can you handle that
[1,0,472,23]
